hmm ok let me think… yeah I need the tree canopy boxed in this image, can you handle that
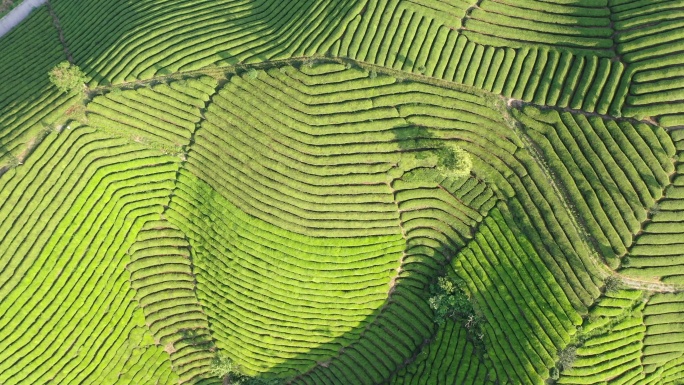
[49,61,87,94]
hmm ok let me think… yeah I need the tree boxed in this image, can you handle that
[435,144,472,179]
[549,366,560,380]
[428,276,475,325]
[208,352,284,385]
[246,68,258,79]
[429,275,486,355]
[209,352,240,381]
[48,62,87,94]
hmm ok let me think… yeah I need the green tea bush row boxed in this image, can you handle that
[517,107,674,258]
[390,321,492,385]
[53,0,359,86]
[126,220,216,382]
[449,207,580,385]
[634,292,684,379]
[165,171,407,377]
[0,128,181,384]
[612,1,684,126]
[0,7,77,165]
[623,149,684,283]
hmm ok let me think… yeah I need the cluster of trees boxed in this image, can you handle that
[428,276,484,351]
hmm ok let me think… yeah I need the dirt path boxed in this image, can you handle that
[45,0,71,62]
[0,0,46,38]
[506,97,683,294]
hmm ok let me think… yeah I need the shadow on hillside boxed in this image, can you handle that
[213,248,444,385]
[192,182,488,384]
[247,203,498,384]
[0,143,13,177]
[50,0,361,86]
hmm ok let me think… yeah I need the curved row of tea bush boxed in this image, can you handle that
[229,63,601,309]
[394,174,498,280]
[169,62,593,383]
[559,289,646,384]
[0,6,77,168]
[622,130,684,284]
[558,289,684,385]
[462,0,614,56]
[333,0,626,115]
[640,292,684,383]
[389,321,492,385]
[127,220,218,384]
[167,171,405,378]
[0,126,179,384]
[515,106,675,262]
[450,206,581,385]
[87,76,217,151]
[185,65,408,238]
[51,0,362,86]
[614,0,684,127]
[296,172,501,384]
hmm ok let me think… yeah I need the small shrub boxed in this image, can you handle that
[550,366,560,380]
[208,352,285,384]
[649,203,660,215]
[246,68,258,79]
[558,346,577,371]
[604,275,621,293]
[369,70,377,79]
[436,144,472,179]
[209,352,240,380]
[49,62,88,94]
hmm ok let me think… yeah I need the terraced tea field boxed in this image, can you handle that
[0,0,682,384]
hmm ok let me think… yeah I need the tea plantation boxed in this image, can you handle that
[0,0,682,384]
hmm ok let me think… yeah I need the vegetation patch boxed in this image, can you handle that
[0,1,682,384]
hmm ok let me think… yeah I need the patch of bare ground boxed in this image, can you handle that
[16,134,46,165]
[164,342,176,354]
[317,360,330,368]
[388,263,403,295]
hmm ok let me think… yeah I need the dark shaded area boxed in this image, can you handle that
[50,0,362,87]
[0,5,69,165]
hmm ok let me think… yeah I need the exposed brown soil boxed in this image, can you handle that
[164,342,176,354]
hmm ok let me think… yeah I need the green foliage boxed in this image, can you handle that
[428,275,486,362]
[558,346,577,371]
[209,352,284,385]
[246,68,258,79]
[435,144,473,179]
[550,366,560,380]
[48,61,88,94]
[209,352,240,380]
[429,277,479,327]
[393,125,472,182]
[3,2,684,379]
[604,275,621,293]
